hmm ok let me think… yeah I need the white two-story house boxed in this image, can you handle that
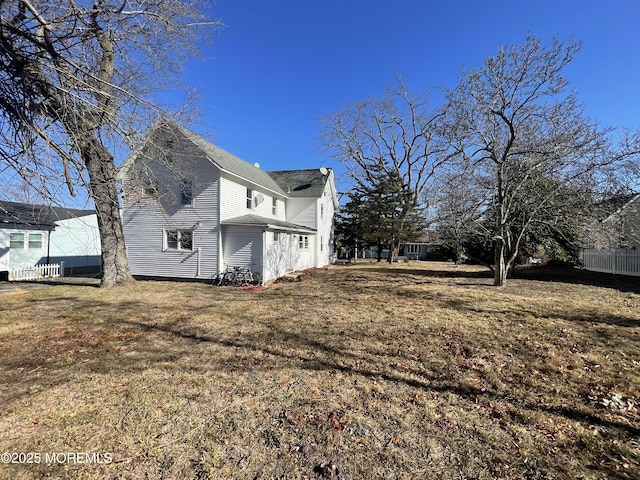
[117,120,337,283]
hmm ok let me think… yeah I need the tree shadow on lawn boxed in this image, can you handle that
[438,297,640,329]
[107,315,640,440]
[364,262,640,294]
[3,288,639,447]
[511,264,640,294]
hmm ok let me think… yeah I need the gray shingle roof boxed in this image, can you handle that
[176,126,286,195]
[221,214,316,233]
[0,201,95,228]
[267,169,329,198]
[121,120,331,199]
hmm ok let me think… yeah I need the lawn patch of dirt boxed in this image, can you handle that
[0,262,638,479]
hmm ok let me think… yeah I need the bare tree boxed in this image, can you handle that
[441,35,637,286]
[0,0,220,286]
[319,80,453,262]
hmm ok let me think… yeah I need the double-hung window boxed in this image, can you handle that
[165,229,193,251]
[28,233,43,249]
[9,232,42,249]
[246,188,253,209]
[272,198,278,215]
[298,235,309,250]
[180,179,193,205]
[9,233,24,249]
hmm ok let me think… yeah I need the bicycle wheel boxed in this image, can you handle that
[236,270,250,286]
[222,271,236,286]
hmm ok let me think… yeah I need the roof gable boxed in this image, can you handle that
[604,193,640,223]
[177,127,286,195]
[119,120,336,201]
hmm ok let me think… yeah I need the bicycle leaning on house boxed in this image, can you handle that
[211,265,262,287]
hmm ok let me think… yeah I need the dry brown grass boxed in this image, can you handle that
[0,262,638,479]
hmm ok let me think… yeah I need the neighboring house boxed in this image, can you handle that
[401,242,429,260]
[0,201,101,277]
[587,193,640,249]
[117,120,338,283]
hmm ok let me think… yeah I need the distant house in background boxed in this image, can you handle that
[601,194,640,248]
[0,201,101,278]
[117,120,337,283]
[400,242,447,261]
[587,193,640,249]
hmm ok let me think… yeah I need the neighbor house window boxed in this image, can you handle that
[272,198,278,215]
[246,188,253,209]
[298,235,309,249]
[320,235,324,252]
[273,232,280,242]
[28,233,42,249]
[180,179,193,205]
[165,230,193,251]
[9,233,24,249]
[320,204,324,219]
[406,244,420,254]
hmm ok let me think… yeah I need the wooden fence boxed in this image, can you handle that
[580,249,640,277]
[8,263,63,282]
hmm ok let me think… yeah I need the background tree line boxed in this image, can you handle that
[320,35,639,286]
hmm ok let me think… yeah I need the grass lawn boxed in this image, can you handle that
[0,262,639,479]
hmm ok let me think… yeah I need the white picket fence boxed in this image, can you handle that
[580,249,640,277]
[8,263,64,282]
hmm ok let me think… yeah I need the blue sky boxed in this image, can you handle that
[182,0,640,188]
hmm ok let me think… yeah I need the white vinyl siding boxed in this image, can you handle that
[264,231,295,282]
[286,198,316,229]
[122,153,220,279]
[222,226,263,274]
[220,175,286,222]
[47,215,101,269]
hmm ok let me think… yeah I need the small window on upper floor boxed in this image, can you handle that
[246,188,253,209]
[272,198,278,216]
[143,178,158,197]
[320,204,324,219]
[180,179,193,205]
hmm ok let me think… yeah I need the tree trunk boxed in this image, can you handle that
[493,236,507,286]
[387,240,399,264]
[82,137,134,287]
